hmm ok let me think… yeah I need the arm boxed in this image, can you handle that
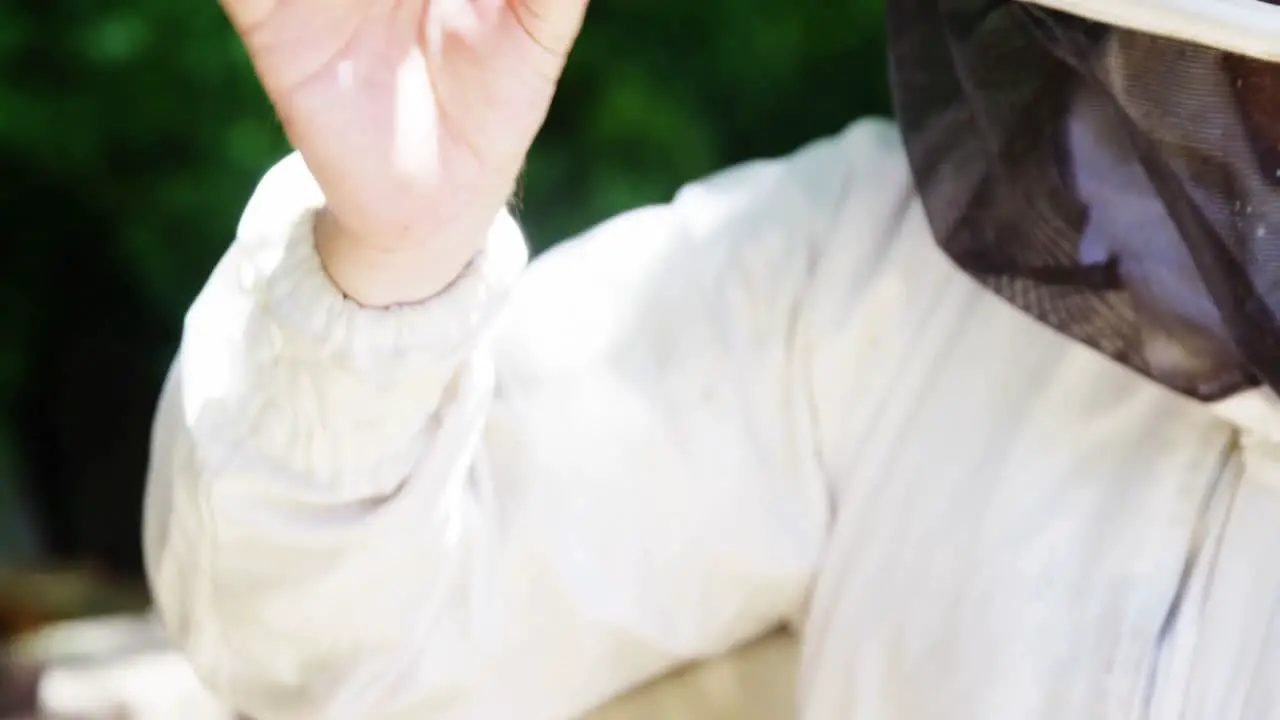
[143,119,895,720]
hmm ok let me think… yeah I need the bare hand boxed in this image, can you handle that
[221,0,590,303]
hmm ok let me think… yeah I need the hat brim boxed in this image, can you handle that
[1021,0,1280,61]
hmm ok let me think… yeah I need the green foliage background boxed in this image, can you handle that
[0,0,890,576]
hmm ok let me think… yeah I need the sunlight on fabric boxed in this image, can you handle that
[180,288,253,429]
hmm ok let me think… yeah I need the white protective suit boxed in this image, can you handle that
[142,1,1280,719]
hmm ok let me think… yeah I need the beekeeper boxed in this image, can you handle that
[139,0,1280,717]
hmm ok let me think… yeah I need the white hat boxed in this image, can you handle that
[1022,0,1280,60]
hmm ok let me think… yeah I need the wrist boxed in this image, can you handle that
[313,207,490,307]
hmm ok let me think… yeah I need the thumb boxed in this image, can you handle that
[509,0,590,58]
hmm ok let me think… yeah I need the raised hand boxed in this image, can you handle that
[221,0,590,304]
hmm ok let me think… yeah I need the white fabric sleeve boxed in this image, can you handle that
[143,119,894,720]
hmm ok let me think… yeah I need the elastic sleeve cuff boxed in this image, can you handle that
[262,204,528,377]
[177,152,528,499]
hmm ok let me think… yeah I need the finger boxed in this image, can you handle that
[508,0,590,57]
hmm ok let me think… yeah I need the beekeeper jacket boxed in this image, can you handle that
[143,116,1280,719]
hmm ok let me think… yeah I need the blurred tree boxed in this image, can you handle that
[0,0,889,579]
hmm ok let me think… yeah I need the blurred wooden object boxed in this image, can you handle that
[4,614,236,720]
[0,568,798,719]
[0,567,148,640]
[586,631,799,720]
[0,567,153,720]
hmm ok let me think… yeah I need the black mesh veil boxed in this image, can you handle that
[886,0,1280,400]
